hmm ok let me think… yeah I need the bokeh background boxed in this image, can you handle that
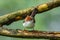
[0,0,60,40]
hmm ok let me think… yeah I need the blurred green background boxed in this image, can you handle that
[0,0,60,40]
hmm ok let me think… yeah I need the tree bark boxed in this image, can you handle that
[0,0,60,26]
[0,27,60,39]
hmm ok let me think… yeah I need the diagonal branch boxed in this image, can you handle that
[0,0,60,26]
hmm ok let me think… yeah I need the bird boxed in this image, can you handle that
[23,15,35,30]
[23,8,37,30]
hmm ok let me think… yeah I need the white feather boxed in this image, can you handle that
[23,20,34,28]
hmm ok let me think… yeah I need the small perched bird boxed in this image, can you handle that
[23,15,35,30]
[23,8,37,30]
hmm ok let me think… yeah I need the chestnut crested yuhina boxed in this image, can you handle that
[23,8,37,30]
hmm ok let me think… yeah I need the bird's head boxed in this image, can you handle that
[25,15,33,22]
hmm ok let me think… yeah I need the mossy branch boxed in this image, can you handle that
[0,0,60,39]
[0,0,60,26]
[0,27,60,39]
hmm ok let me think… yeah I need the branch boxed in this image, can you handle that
[0,0,60,39]
[0,27,60,39]
[0,0,60,26]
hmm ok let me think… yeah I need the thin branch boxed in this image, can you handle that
[0,27,60,39]
[0,0,60,26]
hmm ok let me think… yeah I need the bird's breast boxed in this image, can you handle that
[23,20,34,28]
